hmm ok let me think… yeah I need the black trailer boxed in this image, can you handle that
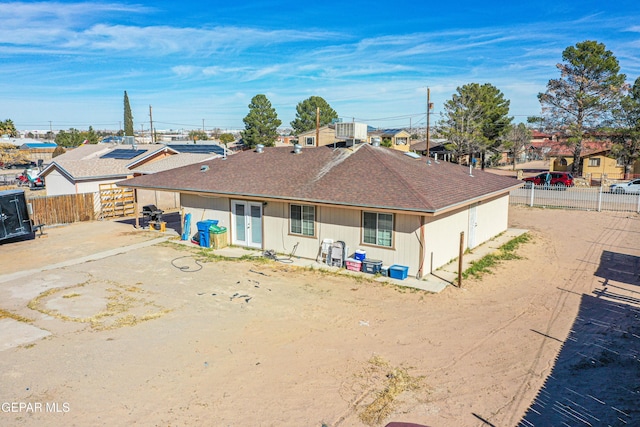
[0,189,34,242]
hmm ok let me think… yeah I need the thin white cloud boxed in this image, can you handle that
[0,2,342,56]
[1,2,152,26]
[2,2,639,129]
[172,65,200,77]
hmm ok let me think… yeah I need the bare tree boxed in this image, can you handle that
[503,123,532,170]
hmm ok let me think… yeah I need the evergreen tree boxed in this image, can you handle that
[538,40,626,175]
[124,91,134,137]
[241,94,282,148]
[54,128,97,147]
[438,83,512,166]
[86,126,99,144]
[290,96,338,134]
[611,76,640,178]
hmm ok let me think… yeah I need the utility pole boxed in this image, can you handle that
[315,107,320,147]
[426,87,433,164]
[149,105,154,143]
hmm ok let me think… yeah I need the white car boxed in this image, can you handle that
[609,179,640,194]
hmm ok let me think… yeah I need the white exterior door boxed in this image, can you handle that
[231,200,263,248]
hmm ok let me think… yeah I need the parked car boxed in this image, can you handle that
[609,179,640,194]
[523,172,574,189]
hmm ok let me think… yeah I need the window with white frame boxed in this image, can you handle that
[290,204,315,236]
[588,158,601,167]
[362,211,393,247]
[305,136,315,146]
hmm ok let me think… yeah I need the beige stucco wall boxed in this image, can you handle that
[181,193,231,240]
[424,207,469,272]
[473,195,509,246]
[77,179,121,194]
[423,194,509,273]
[44,168,123,196]
[44,169,76,196]
[136,189,180,211]
[179,193,510,278]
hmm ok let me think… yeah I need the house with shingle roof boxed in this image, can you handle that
[296,125,340,147]
[39,143,221,215]
[39,144,180,196]
[119,144,521,278]
[548,139,640,180]
[369,129,412,152]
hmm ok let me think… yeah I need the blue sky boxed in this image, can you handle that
[1,1,639,133]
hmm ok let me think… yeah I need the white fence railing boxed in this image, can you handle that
[510,186,640,213]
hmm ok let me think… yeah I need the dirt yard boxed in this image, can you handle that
[1,206,639,426]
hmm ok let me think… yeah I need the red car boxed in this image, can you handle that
[523,172,574,189]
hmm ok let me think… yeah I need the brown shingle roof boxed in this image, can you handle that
[119,144,521,213]
[544,140,614,157]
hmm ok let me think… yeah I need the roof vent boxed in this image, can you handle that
[371,137,381,147]
[200,165,209,172]
[255,144,264,153]
[293,144,302,154]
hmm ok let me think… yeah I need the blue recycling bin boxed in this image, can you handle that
[196,220,218,247]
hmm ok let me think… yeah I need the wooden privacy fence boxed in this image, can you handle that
[28,193,95,226]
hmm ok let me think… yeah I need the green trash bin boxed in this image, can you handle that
[209,224,228,249]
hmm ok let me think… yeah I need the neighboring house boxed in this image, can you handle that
[527,130,555,161]
[580,149,624,180]
[369,129,412,152]
[410,139,450,160]
[39,143,218,216]
[576,148,640,180]
[39,144,178,196]
[547,140,640,179]
[274,135,297,146]
[296,125,340,147]
[119,144,521,278]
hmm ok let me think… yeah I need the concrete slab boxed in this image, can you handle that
[205,227,529,293]
[0,318,50,351]
[0,237,168,284]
